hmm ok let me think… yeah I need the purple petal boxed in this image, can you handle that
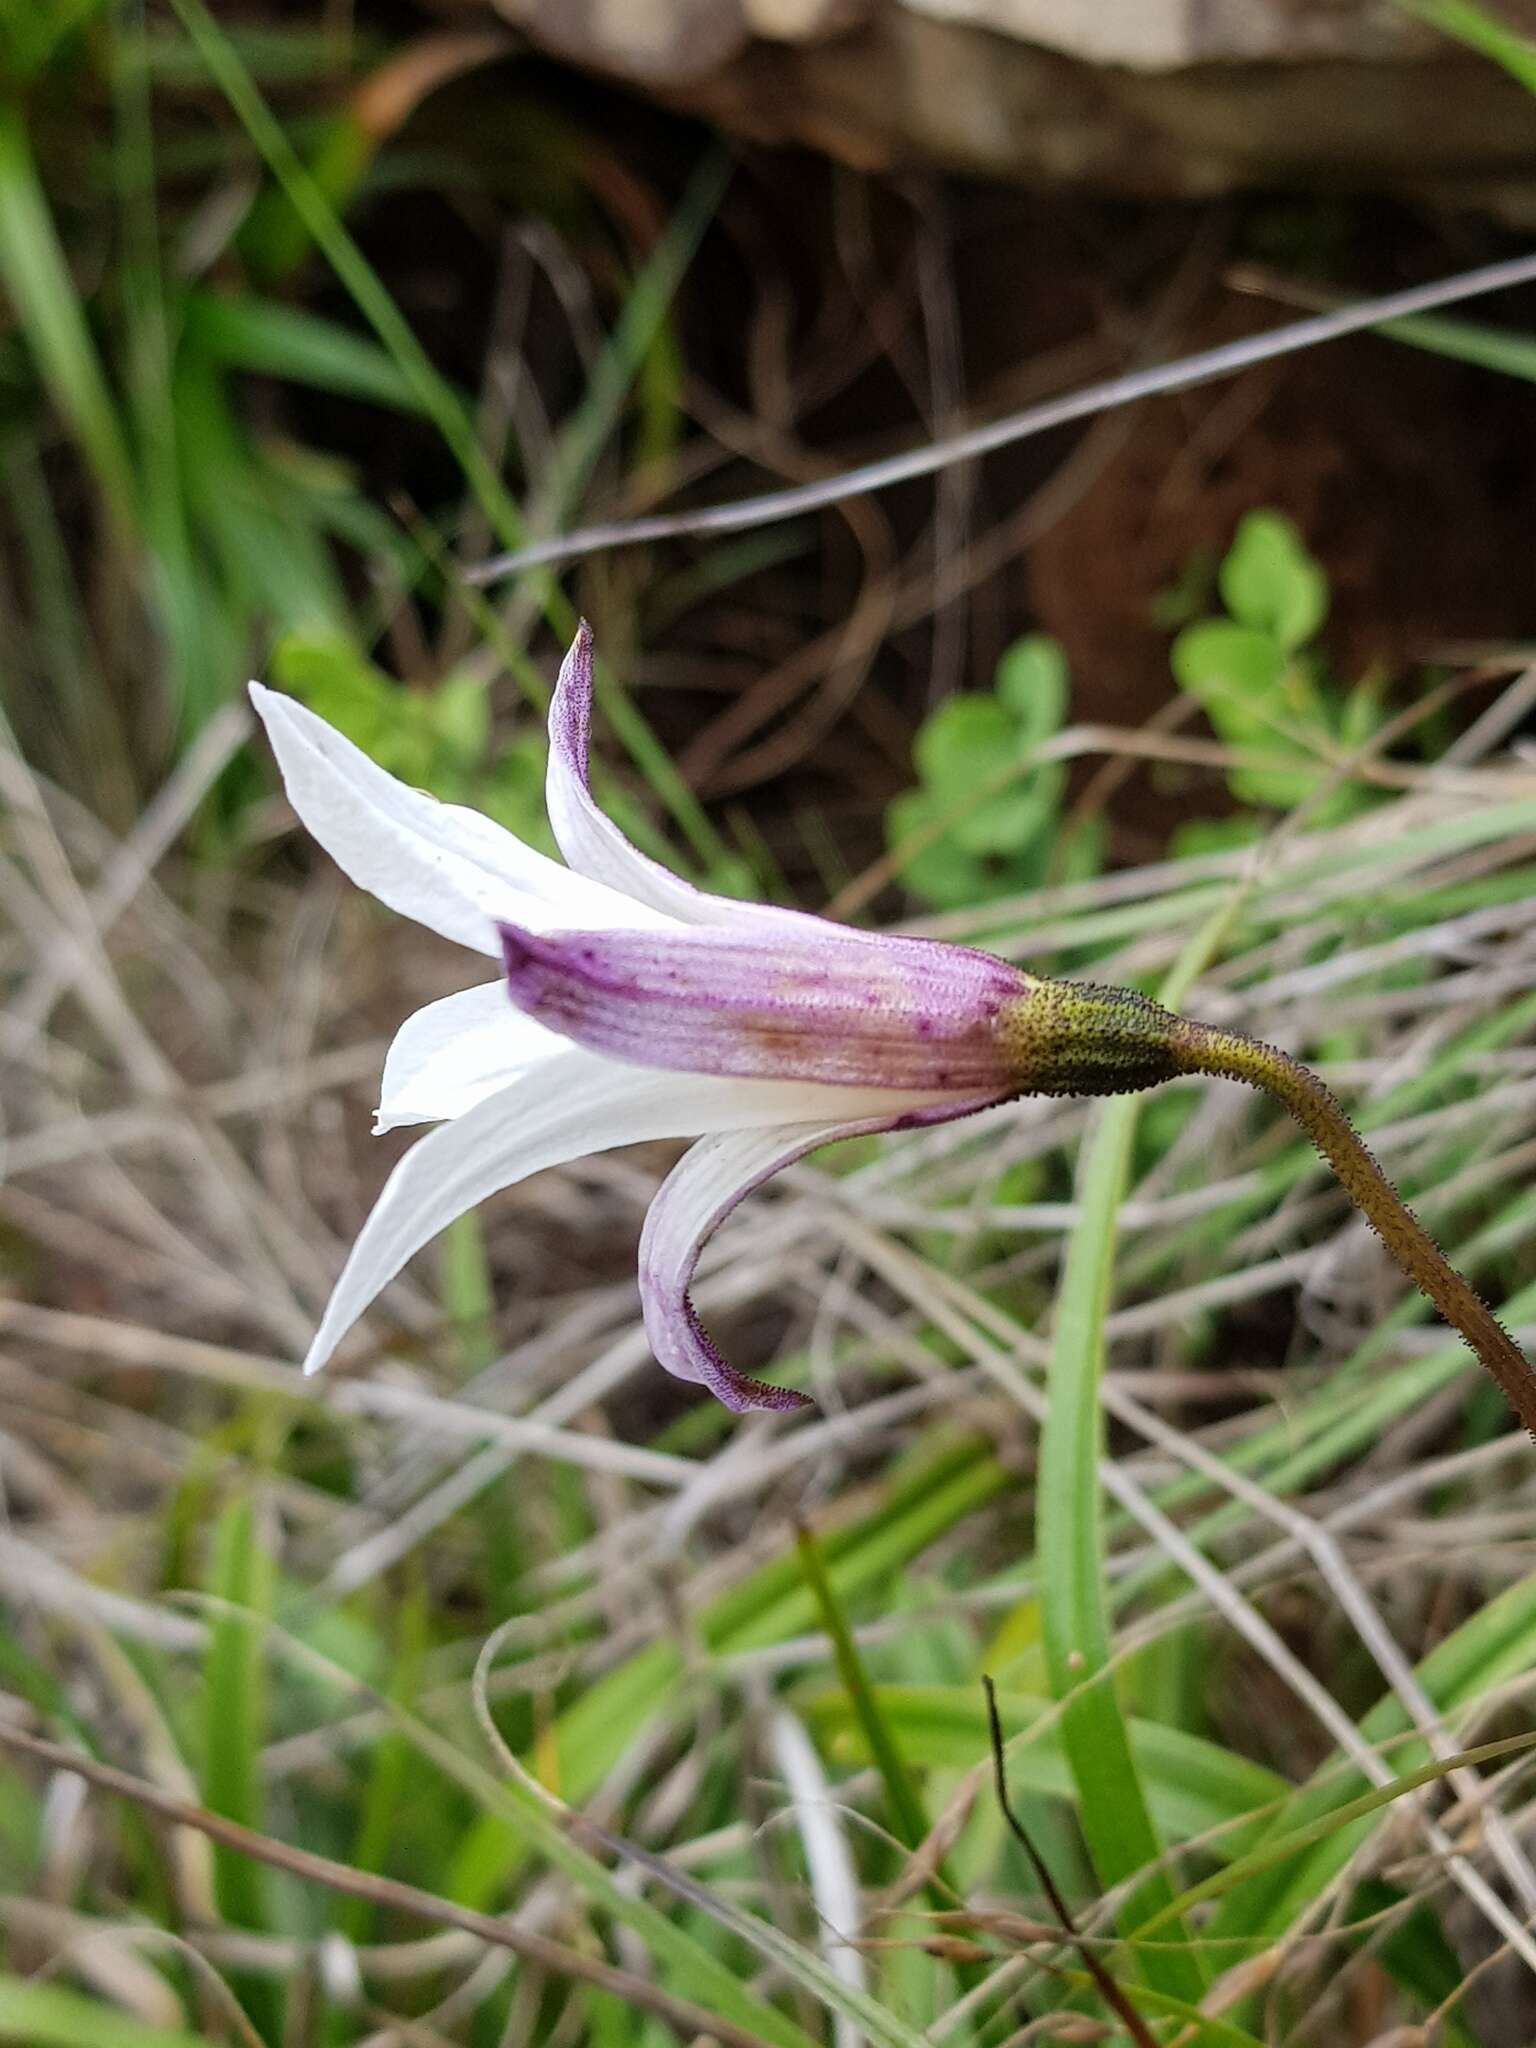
[498,920,1028,1094]
[545,623,733,924]
[545,626,883,942]
[639,1101,999,1412]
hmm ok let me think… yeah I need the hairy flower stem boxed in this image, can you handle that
[1001,980,1536,1437]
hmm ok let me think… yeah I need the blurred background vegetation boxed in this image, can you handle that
[7,3,1536,2044]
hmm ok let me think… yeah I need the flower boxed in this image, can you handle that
[248,626,1038,1411]
[251,625,1536,1435]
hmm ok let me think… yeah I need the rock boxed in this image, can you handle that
[480,0,1536,207]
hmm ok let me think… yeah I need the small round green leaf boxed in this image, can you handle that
[1218,510,1328,651]
[885,785,990,907]
[912,693,1018,794]
[995,632,1068,739]
[1171,620,1284,725]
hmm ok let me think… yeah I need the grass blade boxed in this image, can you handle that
[796,1521,932,1855]
[0,1976,220,2048]
[1141,1728,1536,1936]
[1036,892,1254,2003]
[1393,0,1536,92]
[0,104,135,528]
[166,0,734,871]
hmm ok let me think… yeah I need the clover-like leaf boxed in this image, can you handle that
[885,784,993,906]
[995,633,1068,741]
[1218,510,1328,652]
[912,693,1017,794]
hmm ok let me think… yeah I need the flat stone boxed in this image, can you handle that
[481,0,1536,210]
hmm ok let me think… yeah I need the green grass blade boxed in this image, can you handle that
[1207,1567,1536,1943]
[181,288,434,411]
[1141,1729,1536,1936]
[202,1495,272,1927]
[0,1977,220,2048]
[1036,891,1256,2002]
[448,1437,1008,1906]
[1050,1972,1264,2047]
[0,104,136,528]
[166,0,733,871]
[799,1684,1286,1854]
[339,1580,429,1941]
[1037,1089,1207,1997]
[437,1210,497,1371]
[1369,307,1536,382]
[795,1523,932,1854]
[370,1728,824,2048]
[1392,0,1536,91]
[534,147,729,526]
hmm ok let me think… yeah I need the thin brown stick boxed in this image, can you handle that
[982,1678,1159,2048]
[0,1721,784,2048]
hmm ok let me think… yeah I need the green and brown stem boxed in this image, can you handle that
[999,978,1536,1437]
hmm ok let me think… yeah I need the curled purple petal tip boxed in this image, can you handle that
[637,1101,998,1415]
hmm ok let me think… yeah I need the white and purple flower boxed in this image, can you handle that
[250,626,1046,1411]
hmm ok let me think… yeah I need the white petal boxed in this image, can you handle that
[546,627,874,941]
[635,1118,878,1409]
[250,681,667,956]
[305,1055,933,1376]
[638,1094,1002,1409]
[376,982,563,1132]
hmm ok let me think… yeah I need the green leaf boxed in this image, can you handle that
[0,1976,218,2048]
[957,779,1059,858]
[1171,620,1325,809]
[181,289,432,412]
[0,105,136,530]
[432,670,492,769]
[1055,811,1106,885]
[885,785,993,907]
[268,634,497,801]
[913,693,1018,795]
[1169,814,1264,860]
[799,1684,1286,1853]
[269,632,399,750]
[908,688,1061,859]
[1171,619,1284,715]
[995,632,1068,738]
[1218,511,1328,650]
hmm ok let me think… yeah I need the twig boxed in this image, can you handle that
[982,1676,1159,2047]
[467,249,1536,578]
